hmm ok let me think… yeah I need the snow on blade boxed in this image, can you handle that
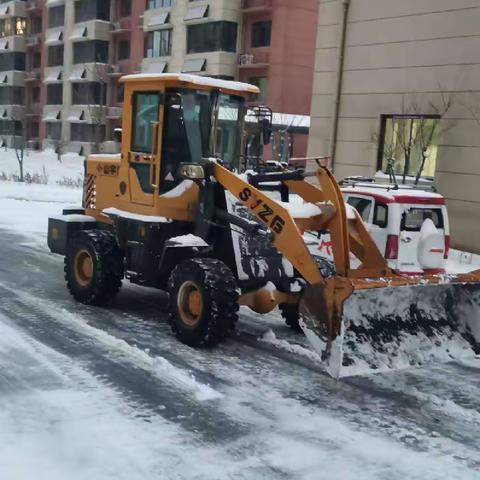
[335,283,480,377]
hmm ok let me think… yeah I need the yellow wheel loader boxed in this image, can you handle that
[48,74,480,378]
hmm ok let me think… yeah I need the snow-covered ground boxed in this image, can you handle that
[1,148,480,479]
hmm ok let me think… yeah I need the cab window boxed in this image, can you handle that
[346,196,373,222]
[131,92,160,153]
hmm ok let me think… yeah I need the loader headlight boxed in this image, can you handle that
[179,164,205,180]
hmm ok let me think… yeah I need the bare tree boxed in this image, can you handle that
[11,114,26,182]
[373,90,455,185]
[83,63,109,154]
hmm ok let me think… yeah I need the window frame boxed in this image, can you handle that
[376,113,441,179]
[251,20,271,48]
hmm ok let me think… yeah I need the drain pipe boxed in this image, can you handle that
[328,0,350,171]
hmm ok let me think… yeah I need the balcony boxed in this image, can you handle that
[241,0,273,14]
[110,17,133,35]
[25,103,41,117]
[238,51,270,68]
[0,1,27,19]
[25,70,40,82]
[26,0,41,11]
[26,34,40,47]
[107,61,131,77]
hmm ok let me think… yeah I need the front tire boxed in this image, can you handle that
[168,258,239,347]
[65,230,123,305]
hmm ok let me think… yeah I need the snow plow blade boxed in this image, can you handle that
[300,273,480,378]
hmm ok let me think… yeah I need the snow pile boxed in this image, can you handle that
[260,329,322,364]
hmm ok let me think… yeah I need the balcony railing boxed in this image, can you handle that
[25,71,40,82]
[241,0,273,12]
[238,51,270,67]
[111,18,132,34]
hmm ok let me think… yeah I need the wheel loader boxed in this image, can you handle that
[48,73,480,378]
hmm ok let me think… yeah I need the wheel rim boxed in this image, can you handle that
[74,249,94,287]
[177,281,203,327]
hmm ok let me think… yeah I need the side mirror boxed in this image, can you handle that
[260,118,272,146]
[113,128,122,143]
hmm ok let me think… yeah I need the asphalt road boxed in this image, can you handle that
[1,227,480,479]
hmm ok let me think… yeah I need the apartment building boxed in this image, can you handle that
[0,0,318,157]
[308,0,480,252]
[239,0,318,160]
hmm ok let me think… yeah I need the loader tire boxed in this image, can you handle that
[65,230,123,305]
[168,258,239,347]
[281,257,335,332]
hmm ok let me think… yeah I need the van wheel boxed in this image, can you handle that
[65,230,123,305]
[168,258,239,347]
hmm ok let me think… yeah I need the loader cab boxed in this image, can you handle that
[123,75,256,202]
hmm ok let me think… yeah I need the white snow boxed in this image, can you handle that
[121,72,260,94]
[169,234,208,247]
[2,147,480,478]
[102,207,172,223]
[160,179,194,198]
[50,214,96,223]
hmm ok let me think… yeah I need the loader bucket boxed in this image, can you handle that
[300,277,480,378]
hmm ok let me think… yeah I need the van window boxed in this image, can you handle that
[401,208,444,231]
[346,196,372,222]
[373,203,388,228]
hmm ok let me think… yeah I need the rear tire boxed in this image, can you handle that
[65,230,123,305]
[168,258,239,347]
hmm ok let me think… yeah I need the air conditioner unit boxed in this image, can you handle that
[112,22,121,31]
[109,65,120,74]
[239,54,254,66]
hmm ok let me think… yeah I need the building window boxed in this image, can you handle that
[117,39,130,60]
[48,5,65,28]
[377,115,440,180]
[249,76,268,102]
[0,120,22,136]
[145,29,171,58]
[72,82,107,105]
[71,123,105,142]
[30,16,42,35]
[251,21,271,48]
[0,87,24,105]
[0,52,25,70]
[47,45,64,66]
[29,121,39,138]
[0,17,26,37]
[46,122,61,140]
[187,21,237,54]
[116,82,124,103]
[73,40,109,64]
[119,0,131,17]
[46,83,63,104]
[147,0,173,9]
[31,86,40,103]
[29,51,41,69]
[74,0,110,23]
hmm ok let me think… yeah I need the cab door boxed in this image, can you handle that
[128,91,163,206]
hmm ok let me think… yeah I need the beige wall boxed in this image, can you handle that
[308,0,480,252]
